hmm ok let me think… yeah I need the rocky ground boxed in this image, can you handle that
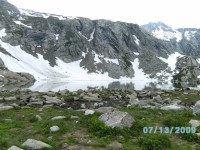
[1,88,200,149]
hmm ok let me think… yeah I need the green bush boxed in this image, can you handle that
[181,133,200,143]
[138,134,172,150]
[163,116,189,127]
[80,113,133,138]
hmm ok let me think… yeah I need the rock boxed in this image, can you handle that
[163,98,171,104]
[189,120,200,127]
[153,95,163,104]
[50,126,60,132]
[70,115,79,119]
[94,102,104,107]
[4,96,17,101]
[36,115,42,121]
[85,109,95,115]
[171,99,182,105]
[45,99,62,105]
[160,105,184,110]
[129,98,140,106]
[28,102,43,106]
[0,105,14,111]
[43,95,62,105]
[81,103,86,109]
[126,92,137,100]
[51,116,66,121]
[82,93,101,102]
[95,107,117,113]
[8,145,24,150]
[107,141,123,150]
[193,100,200,115]
[99,111,134,128]
[22,139,52,149]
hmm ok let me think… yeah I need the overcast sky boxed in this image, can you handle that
[7,0,200,28]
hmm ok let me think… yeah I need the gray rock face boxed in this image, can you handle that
[22,139,52,149]
[0,0,173,82]
[99,111,134,128]
[173,56,200,82]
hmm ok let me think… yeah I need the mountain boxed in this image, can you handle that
[141,22,200,56]
[0,0,200,90]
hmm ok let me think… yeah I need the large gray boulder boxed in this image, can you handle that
[99,111,134,128]
[22,139,52,149]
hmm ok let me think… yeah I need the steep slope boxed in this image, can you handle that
[1,0,194,90]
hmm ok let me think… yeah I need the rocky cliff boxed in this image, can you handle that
[0,0,199,89]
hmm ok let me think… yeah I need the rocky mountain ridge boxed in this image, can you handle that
[0,0,200,91]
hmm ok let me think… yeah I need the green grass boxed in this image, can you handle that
[1,100,200,149]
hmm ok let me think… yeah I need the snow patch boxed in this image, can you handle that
[93,51,102,64]
[88,28,95,42]
[55,34,59,40]
[0,28,6,38]
[14,21,32,29]
[185,31,196,40]
[104,58,119,65]
[158,52,183,71]
[130,58,150,80]
[133,52,139,56]
[152,27,182,42]
[133,35,140,45]
[78,31,88,40]
[19,9,67,20]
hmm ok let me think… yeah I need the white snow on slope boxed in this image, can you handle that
[133,52,139,56]
[130,58,151,80]
[19,9,68,20]
[78,31,88,40]
[0,28,6,38]
[88,28,95,42]
[55,34,59,40]
[158,52,183,71]
[153,27,182,42]
[185,31,196,40]
[133,35,140,45]
[104,58,119,65]
[14,20,32,29]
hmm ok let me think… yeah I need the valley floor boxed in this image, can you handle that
[0,89,200,150]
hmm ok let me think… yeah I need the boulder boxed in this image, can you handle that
[107,141,123,150]
[51,116,66,121]
[193,100,200,115]
[22,139,52,149]
[50,126,60,132]
[160,105,184,110]
[85,109,95,115]
[189,119,200,127]
[0,105,13,111]
[99,111,134,128]
[153,95,163,104]
[4,96,17,101]
[95,107,117,113]
[8,145,24,150]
